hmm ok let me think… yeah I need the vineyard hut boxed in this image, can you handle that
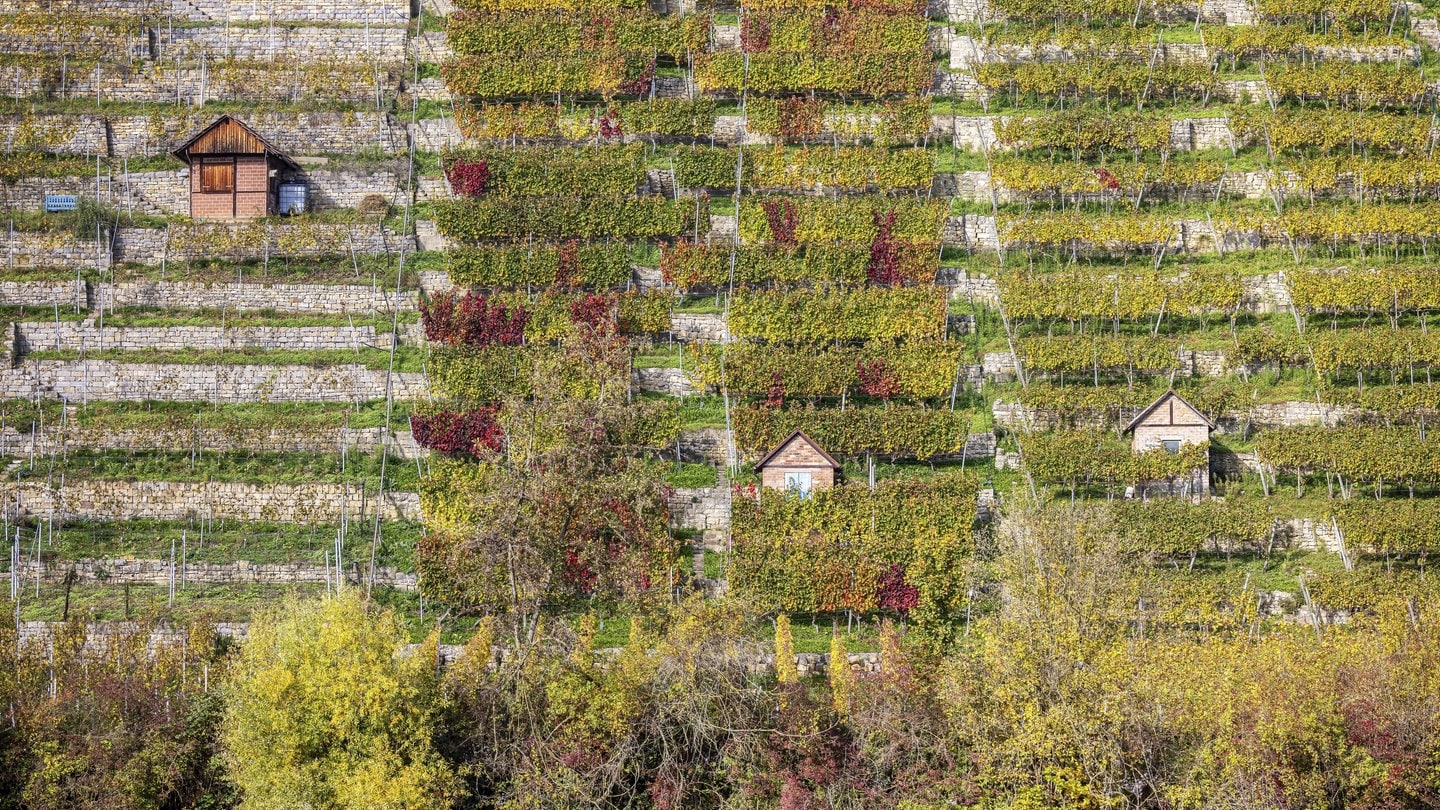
[755,431,841,496]
[1124,391,1215,491]
[171,115,300,220]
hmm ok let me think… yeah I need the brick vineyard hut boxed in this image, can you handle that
[755,430,841,496]
[1123,390,1216,492]
[171,115,300,220]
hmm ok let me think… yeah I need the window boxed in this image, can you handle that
[199,159,235,193]
[1162,439,1182,455]
[783,471,813,498]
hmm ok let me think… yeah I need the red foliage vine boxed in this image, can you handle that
[875,564,919,614]
[447,158,490,197]
[554,239,582,289]
[866,209,902,285]
[564,549,598,594]
[764,371,787,408]
[1094,167,1121,191]
[420,291,529,348]
[741,16,771,51]
[569,292,614,330]
[762,198,799,246]
[409,408,504,457]
[856,359,900,400]
[777,97,824,142]
[619,57,657,97]
[598,108,624,140]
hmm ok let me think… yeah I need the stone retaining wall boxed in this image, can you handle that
[678,428,730,466]
[113,224,414,264]
[0,479,419,523]
[6,232,109,269]
[158,25,409,61]
[0,360,427,403]
[179,0,410,24]
[668,485,730,535]
[993,399,1368,432]
[16,321,390,353]
[0,280,87,308]
[13,557,417,589]
[632,366,695,396]
[96,280,417,313]
[0,423,422,459]
[669,312,727,343]
[107,111,406,158]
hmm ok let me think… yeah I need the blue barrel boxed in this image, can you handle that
[277,182,307,215]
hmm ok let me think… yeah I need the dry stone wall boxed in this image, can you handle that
[113,223,414,263]
[0,423,422,459]
[0,360,428,403]
[157,25,410,61]
[670,313,727,343]
[96,280,417,313]
[669,485,731,536]
[107,111,406,158]
[0,479,419,523]
[633,366,696,396]
[15,321,395,354]
[6,233,109,269]
[0,280,87,308]
[14,557,418,590]
[178,0,410,24]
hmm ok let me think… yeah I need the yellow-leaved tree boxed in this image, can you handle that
[221,594,461,810]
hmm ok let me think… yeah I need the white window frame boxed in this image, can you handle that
[1161,438,1183,455]
[783,471,813,498]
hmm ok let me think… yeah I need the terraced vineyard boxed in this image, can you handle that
[4,0,1440,804]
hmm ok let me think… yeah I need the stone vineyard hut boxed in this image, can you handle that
[1123,390,1216,492]
[171,115,300,220]
[754,431,841,496]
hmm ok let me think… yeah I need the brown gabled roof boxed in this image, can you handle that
[170,114,299,170]
[1122,390,1217,434]
[753,430,841,470]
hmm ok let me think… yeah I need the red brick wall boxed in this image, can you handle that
[759,436,836,491]
[189,155,272,219]
[761,467,835,491]
[235,156,270,218]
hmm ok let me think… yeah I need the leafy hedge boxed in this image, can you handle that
[443,146,644,198]
[430,345,622,402]
[454,99,718,140]
[447,243,633,289]
[694,51,932,96]
[730,471,976,613]
[688,341,968,400]
[1017,335,1183,375]
[448,10,708,57]
[737,197,947,244]
[740,8,927,53]
[745,96,931,143]
[1254,426,1440,487]
[1106,499,1273,554]
[1000,269,1243,321]
[433,196,702,240]
[733,405,975,459]
[729,287,947,342]
[1332,500,1440,554]
[1023,431,1209,488]
[672,145,933,192]
[444,53,659,97]
[660,242,936,289]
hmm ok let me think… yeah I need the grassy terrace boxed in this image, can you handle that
[8,449,421,490]
[24,346,427,372]
[11,518,422,568]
